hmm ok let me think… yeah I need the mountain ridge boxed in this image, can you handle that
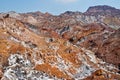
[0,5,120,80]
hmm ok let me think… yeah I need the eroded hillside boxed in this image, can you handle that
[0,5,120,80]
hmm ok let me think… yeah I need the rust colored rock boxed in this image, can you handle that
[0,5,120,79]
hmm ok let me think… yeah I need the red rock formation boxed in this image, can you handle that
[0,5,120,80]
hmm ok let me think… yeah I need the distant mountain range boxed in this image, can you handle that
[0,5,120,80]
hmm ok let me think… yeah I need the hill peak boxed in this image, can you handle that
[85,5,120,16]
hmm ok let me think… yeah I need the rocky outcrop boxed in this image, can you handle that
[85,5,120,17]
[0,5,120,80]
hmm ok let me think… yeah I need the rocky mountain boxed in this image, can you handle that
[0,5,120,80]
[85,5,120,17]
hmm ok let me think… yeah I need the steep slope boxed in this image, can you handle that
[23,5,120,67]
[85,5,120,29]
[0,17,119,80]
[85,5,120,17]
[0,5,120,80]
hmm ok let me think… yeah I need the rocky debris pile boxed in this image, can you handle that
[1,54,56,80]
